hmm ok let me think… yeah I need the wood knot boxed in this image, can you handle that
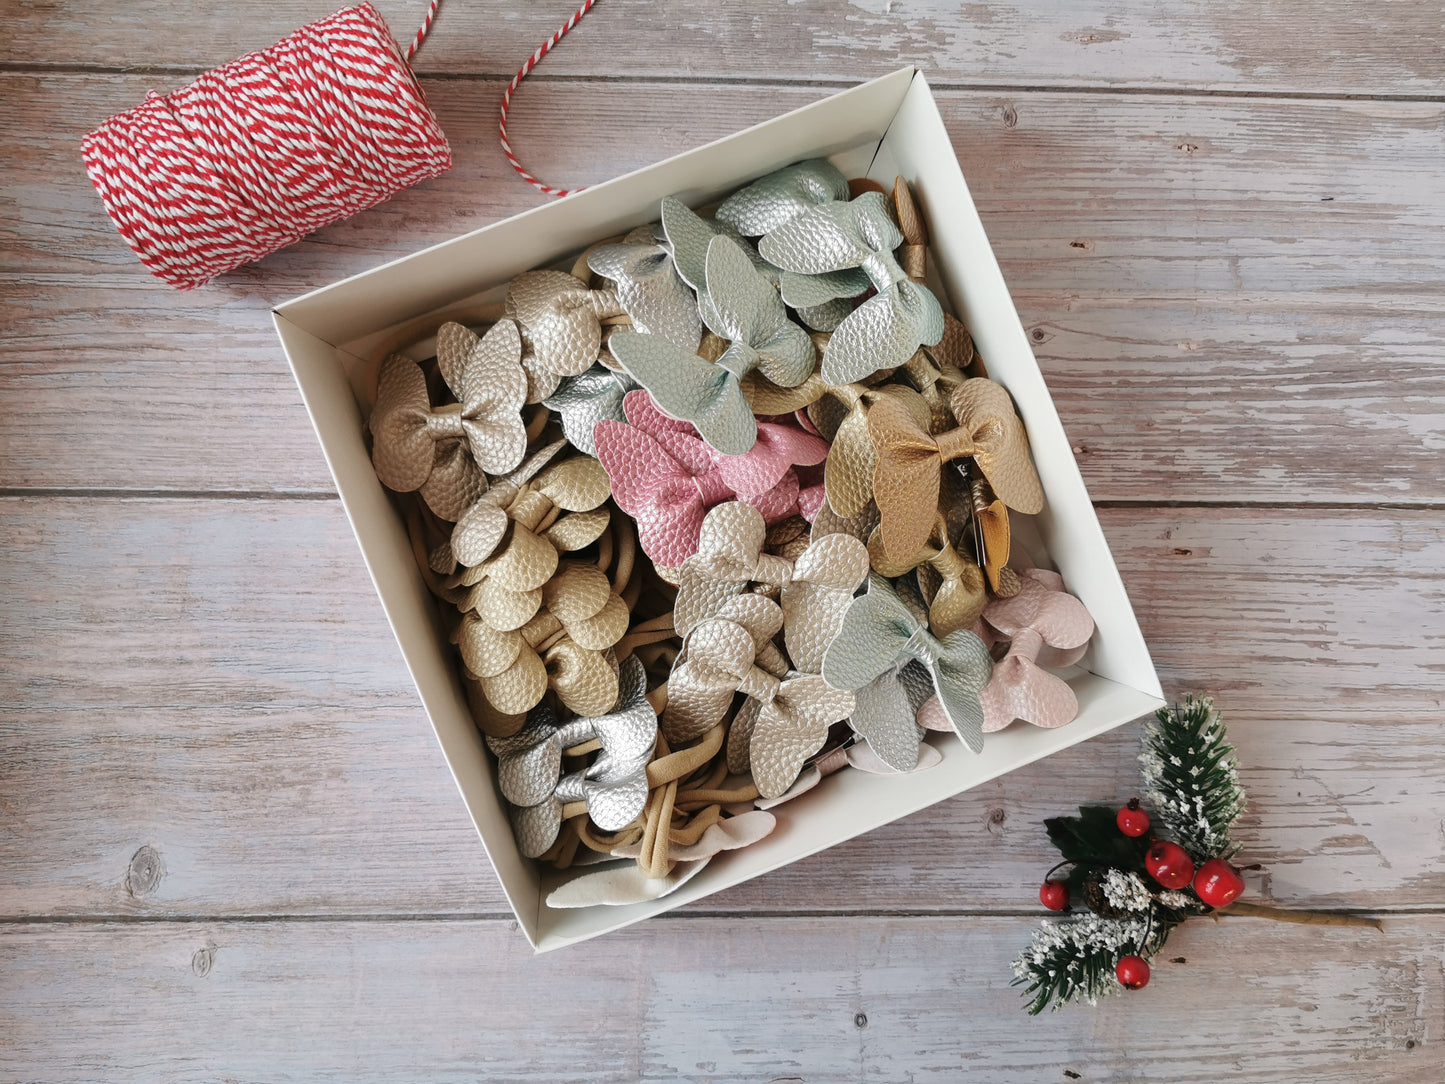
[987,806,1007,831]
[853,1012,868,1029]
[126,845,164,898]
[1001,104,1018,129]
[192,946,215,977]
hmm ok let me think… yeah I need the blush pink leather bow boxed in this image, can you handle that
[594,391,828,566]
[980,567,1093,733]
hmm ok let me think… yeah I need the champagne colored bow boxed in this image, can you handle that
[822,574,993,752]
[369,320,529,520]
[487,657,658,858]
[542,364,638,458]
[593,391,810,566]
[661,593,789,746]
[505,269,626,377]
[674,501,869,672]
[869,378,1043,566]
[714,158,850,237]
[586,241,702,353]
[442,453,611,578]
[696,235,816,391]
[981,568,1094,734]
[728,671,856,799]
[456,596,623,718]
[759,191,945,385]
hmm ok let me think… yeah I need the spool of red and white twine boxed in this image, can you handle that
[81,1,597,290]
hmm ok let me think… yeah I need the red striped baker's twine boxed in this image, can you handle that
[499,0,599,197]
[405,0,441,60]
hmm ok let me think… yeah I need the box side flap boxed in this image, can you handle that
[272,312,545,946]
[275,68,918,345]
[869,74,1163,699]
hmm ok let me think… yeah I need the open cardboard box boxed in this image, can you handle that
[273,68,1165,951]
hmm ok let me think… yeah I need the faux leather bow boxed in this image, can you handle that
[728,670,856,799]
[759,191,945,385]
[369,320,529,520]
[673,501,869,671]
[661,593,790,746]
[660,196,777,298]
[696,235,816,391]
[456,589,624,718]
[607,329,758,456]
[505,269,625,377]
[981,567,1093,733]
[586,241,702,353]
[542,364,637,457]
[443,453,612,579]
[715,158,851,237]
[868,378,1043,566]
[844,657,938,772]
[822,574,993,752]
[486,657,657,858]
[812,382,930,520]
[593,391,811,566]
[867,516,989,638]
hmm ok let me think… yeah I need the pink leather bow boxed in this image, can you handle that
[595,391,828,566]
[980,567,1093,733]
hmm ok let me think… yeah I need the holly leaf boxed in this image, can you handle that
[1045,806,1150,872]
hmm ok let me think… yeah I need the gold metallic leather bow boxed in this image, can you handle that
[868,378,1043,565]
[369,320,529,520]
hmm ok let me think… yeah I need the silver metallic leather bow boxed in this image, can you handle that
[542,364,638,457]
[759,191,945,385]
[486,657,657,858]
[605,330,758,456]
[696,235,816,389]
[673,501,869,673]
[369,320,529,520]
[822,574,993,752]
[714,158,850,237]
[660,196,777,296]
[587,241,702,353]
[844,658,936,772]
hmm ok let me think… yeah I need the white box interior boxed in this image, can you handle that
[274,69,1165,951]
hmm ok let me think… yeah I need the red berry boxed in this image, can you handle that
[1145,841,1195,889]
[1116,955,1151,990]
[1193,858,1246,908]
[1039,880,1069,911]
[1116,800,1150,838]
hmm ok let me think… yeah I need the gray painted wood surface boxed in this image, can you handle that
[1,1,1441,1078]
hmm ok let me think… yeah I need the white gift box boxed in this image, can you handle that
[273,68,1165,951]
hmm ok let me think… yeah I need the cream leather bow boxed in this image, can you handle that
[505,269,626,377]
[369,320,529,520]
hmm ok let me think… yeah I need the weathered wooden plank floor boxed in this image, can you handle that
[1,1,1441,1079]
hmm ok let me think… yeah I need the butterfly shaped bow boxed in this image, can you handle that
[760,191,945,385]
[981,568,1093,733]
[822,574,993,752]
[369,320,529,520]
[714,158,850,237]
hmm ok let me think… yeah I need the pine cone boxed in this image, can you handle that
[1081,867,1135,920]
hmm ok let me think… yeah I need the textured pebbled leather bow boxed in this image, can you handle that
[673,501,869,671]
[812,382,930,520]
[868,378,1043,566]
[697,235,816,391]
[759,191,945,385]
[981,567,1093,733]
[843,657,938,772]
[594,391,811,566]
[607,329,758,456]
[369,320,529,520]
[586,240,702,353]
[505,269,626,377]
[542,364,638,457]
[661,593,790,746]
[728,670,856,799]
[487,657,658,858]
[822,574,993,752]
[714,158,850,237]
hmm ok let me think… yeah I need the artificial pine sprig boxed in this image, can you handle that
[1139,695,1245,862]
[1011,914,1166,1015]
